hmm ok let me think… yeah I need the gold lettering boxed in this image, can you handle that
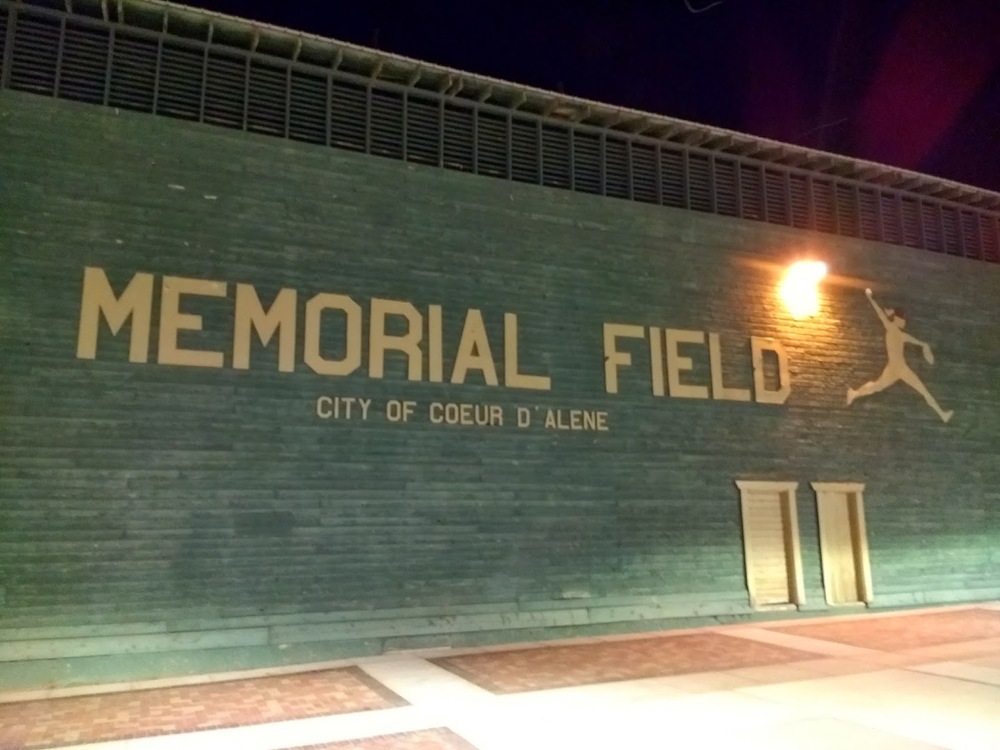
[450,309,498,386]
[428,304,444,383]
[76,267,153,363]
[708,332,751,401]
[233,285,297,372]
[665,328,709,399]
[369,298,423,381]
[316,396,333,418]
[303,293,362,376]
[603,323,645,394]
[503,313,551,391]
[429,402,444,423]
[158,276,226,368]
[751,336,791,405]
[649,325,665,397]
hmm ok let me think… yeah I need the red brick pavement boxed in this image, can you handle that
[432,632,818,694]
[299,728,478,749]
[775,607,1000,651]
[0,667,406,750]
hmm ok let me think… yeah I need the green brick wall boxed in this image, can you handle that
[1,90,998,688]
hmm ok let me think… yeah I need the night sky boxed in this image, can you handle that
[182,0,1000,193]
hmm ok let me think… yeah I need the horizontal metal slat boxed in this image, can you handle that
[960,212,981,259]
[921,203,943,251]
[108,33,158,112]
[0,0,996,263]
[764,170,789,225]
[0,11,7,79]
[880,194,902,245]
[858,190,880,241]
[9,14,60,95]
[813,180,835,233]
[605,137,629,199]
[573,131,600,195]
[288,70,326,145]
[541,124,570,189]
[632,143,657,204]
[510,117,538,184]
[476,111,507,178]
[330,81,366,151]
[790,174,810,228]
[739,164,763,220]
[941,206,961,255]
[688,153,712,212]
[247,62,287,136]
[370,89,403,158]
[714,158,737,217]
[156,42,201,120]
[901,198,921,247]
[203,52,245,128]
[405,95,439,165]
[661,149,685,208]
[443,104,473,172]
[982,216,1000,262]
[58,22,109,104]
[836,184,859,237]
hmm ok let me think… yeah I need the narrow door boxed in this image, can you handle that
[812,483,873,606]
[736,481,804,609]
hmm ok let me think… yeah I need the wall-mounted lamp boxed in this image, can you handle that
[779,260,827,319]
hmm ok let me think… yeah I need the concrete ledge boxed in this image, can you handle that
[0,638,383,695]
[5,590,997,672]
[4,598,998,694]
[269,608,591,645]
[0,595,749,660]
[871,588,1000,608]
[2,627,269,662]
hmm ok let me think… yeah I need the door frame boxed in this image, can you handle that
[812,482,873,606]
[735,480,805,610]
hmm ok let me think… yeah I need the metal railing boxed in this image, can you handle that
[2,0,999,263]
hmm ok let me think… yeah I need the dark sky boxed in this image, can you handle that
[184,0,1000,193]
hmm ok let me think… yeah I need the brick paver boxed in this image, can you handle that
[775,608,1000,651]
[432,632,818,694]
[299,728,478,749]
[0,667,406,750]
[5,606,996,748]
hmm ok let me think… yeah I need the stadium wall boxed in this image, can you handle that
[1,89,998,689]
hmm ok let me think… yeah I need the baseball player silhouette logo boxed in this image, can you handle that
[846,288,953,423]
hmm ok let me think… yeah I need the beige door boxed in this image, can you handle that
[813,483,873,606]
[736,481,804,609]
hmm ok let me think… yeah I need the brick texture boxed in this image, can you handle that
[777,608,1000,651]
[433,632,818,693]
[1,89,999,683]
[0,667,405,749]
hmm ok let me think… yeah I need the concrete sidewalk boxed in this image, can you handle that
[2,602,999,749]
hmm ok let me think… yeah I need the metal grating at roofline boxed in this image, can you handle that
[78,0,1000,210]
[2,0,1000,262]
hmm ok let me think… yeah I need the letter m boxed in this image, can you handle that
[76,267,154,362]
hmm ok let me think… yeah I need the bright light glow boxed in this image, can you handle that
[779,260,827,319]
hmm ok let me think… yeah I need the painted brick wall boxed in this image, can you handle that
[1,90,998,685]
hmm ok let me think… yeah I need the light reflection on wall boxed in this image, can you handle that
[779,261,828,319]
